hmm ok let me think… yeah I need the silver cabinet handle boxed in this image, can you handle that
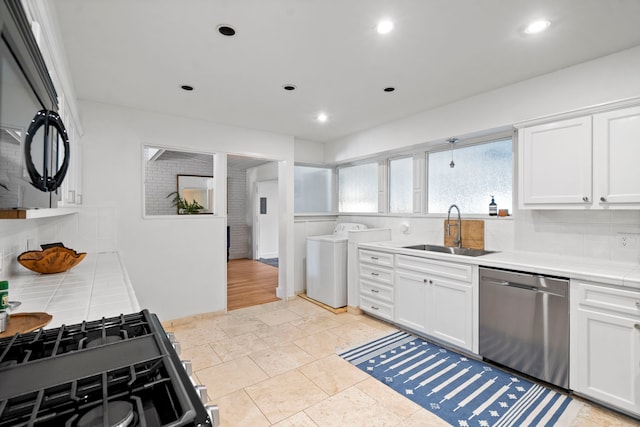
[371,289,379,293]
[582,196,589,202]
[636,301,640,308]
[371,272,379,276]
[635,324,640,330]
[371,256,379,260]
[600,196,606,202]
[423,278,427,283]
[371,305,379,310]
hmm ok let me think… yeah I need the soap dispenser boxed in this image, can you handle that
[489,196,497,216]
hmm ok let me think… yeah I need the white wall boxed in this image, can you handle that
[256,180,279,259]
[294,138,324,164]
[325,45,640,163]
[79,101,295,321]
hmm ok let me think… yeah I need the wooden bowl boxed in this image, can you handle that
[17,247,87,274]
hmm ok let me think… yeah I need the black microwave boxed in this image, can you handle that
[0,0,70,210]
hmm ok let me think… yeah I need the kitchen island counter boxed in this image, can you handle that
[7,252,140,329]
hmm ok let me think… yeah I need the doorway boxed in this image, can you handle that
[226,155,281,310]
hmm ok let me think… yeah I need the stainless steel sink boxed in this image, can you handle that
[402,244,496,257]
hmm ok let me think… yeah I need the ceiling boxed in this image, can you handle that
[152,150,269,170]
[53,0,640,143]
[227,154,272,170]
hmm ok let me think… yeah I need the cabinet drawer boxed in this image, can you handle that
[360,263,393,286]
[360,279,394,303]
[359,250,394,267]
[360,295,393,321]
[396,254,473,282]
[573,280,640,317]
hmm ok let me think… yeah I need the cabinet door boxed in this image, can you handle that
[574,307,640,415]
[428,277,474,351]
[519,116,592,207]
[594,106,640,206]
[395,271,428,332]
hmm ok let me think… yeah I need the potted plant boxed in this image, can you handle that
[166,191,204,214]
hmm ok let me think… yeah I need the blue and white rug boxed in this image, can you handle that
[340,331,583,427]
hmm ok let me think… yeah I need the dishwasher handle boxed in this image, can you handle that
[482,278,566,297]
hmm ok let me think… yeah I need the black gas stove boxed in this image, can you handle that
[0,310,218,427]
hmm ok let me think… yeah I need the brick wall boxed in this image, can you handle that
[227,167,251,259]
[144,148,213,215]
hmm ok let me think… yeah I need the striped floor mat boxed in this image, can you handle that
[339,331,582,427]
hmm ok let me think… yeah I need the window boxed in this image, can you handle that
[428,138,512,214]
[389,157,413,213]
[294,165,333,213]
[338,163,378,212]
[143,146,215,216]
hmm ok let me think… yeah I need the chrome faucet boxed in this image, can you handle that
[447,204,462,248]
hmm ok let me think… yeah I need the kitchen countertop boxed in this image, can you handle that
[6,252,140,329]
[359,241,640,289]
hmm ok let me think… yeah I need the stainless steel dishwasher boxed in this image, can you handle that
[479,267,569,388]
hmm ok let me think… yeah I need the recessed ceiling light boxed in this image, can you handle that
[524,19,550,34]
[376,20,394,34]
[180,84,194,91]
[316,112,328,123]
[282,84,297,91]
[217,25,236,36]
[383,87,395,92]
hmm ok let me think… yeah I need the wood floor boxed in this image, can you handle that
[227,258,280,311]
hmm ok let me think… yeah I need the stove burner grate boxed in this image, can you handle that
[0,310,208,427]
[0,356,191,427]
[0,312,153,366]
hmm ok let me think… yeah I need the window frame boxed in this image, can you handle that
[387,155,414,214]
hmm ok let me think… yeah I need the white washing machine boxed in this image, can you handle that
[306,223,367,308]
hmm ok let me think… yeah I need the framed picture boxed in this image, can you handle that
[177,174,214,214]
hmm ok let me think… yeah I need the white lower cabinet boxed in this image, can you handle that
[358,249,395,321]
[395,255,477,353]
[570,280,640,416]
[395,270,428,331]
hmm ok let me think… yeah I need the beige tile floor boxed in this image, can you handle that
[164,297,638,427]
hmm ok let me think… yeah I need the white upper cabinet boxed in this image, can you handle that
[518,101,640,209]
[594,106,640,206]
[519,116,592,207]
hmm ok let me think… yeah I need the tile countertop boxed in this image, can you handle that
[359,241,640,289]
[5,252,140,329]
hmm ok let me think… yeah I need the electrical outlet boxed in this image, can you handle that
[618,234,638,249]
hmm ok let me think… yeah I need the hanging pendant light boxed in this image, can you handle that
[448,138,458,168]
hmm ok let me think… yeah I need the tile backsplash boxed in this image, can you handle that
[0,206,117,279]
[337,209,640,263]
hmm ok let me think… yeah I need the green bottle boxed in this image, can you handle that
[0,281,8,311]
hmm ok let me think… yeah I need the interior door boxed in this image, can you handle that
[256,180,279,259]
